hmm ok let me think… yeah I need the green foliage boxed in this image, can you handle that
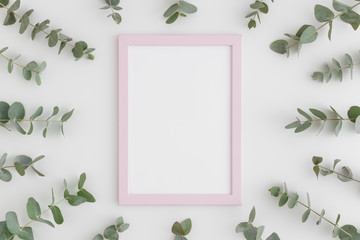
[0,47,46,85]
[269,183,353,239]
[270,1,360,57]
[285,106,360,136]
[246,0,274,29]
[0,153,45,182]
[92,217,130,240]
[172,218,192,240]
[164,1,197,24]
[0,101,74,137]
[101,0,122,25]
[236,206,280,240]
[0,173,94,240]
[0,0,95,61]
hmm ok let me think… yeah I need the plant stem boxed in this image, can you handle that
[0,2,75,48]
[323,62,360,75]
[6,198,68,240]
[319,165,360,183]
[0,53,39,74]
[0,119,63,123]
[301,118,355,123]
[276,190,352,238]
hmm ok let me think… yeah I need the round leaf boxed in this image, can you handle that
[314,5,334,22]
[270,40,289,55]
[299,25,318,44]
[8,102,25,120]
[0,101,10,123]
[347,106,360,123]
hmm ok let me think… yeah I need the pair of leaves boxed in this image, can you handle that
[101,0,123,25]
[235,206,280,240]
[64,173,96,207]
[0,153,45,182]
[312,53,359,83]
[0,101,74,137]
[1,0,95,61]
[172,218,192,240]
[285,106,360,136]
[271,1,360,57]
[246,0,274,29]
[164,1,197,24]
[92,217,130,240]
[0,47,46,85]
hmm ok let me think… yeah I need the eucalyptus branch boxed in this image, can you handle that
[0,47,46,85]
[0,101,74,137]
[100,0,122,25]
[285,106,360,136]
[236,207,280,240]
[313,156,360,186]
[245,0,274,29]
[270,0,360,57]
[312,53,360,82]
[163,0,197,24]
[172,218,192,240]
[92,217,129,240]
[0,173,95,240]
[0,0,95,61]
[269,183,356,239]
[0,153,45,182]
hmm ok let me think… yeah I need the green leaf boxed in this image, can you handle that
[105,0,120,5]
[355,115,360,133]
[288,193,299,209]
[302,209,311,223]
[333,159,341,170]
[0,101,10,124]
[179,1,197,14]
[297,108,312,121]
[335,120,342,136]
[7,59,13,73]
[236,222,250,233]
[309,109,327,120]
[48,30,58,47]
[312,72,323,82]
[4,12,16,25]
[269,186,280,197]
[295,122,311,133]
[285,120,301,129]
[333,0,351,11]
[328,21,333,40]
[345,54,354,79]
[299,25,318,44]
[166,12,179,24]
[338,166,353,182]
[341,10,360,30]
[0,168,12,182]
[316,209,325,225]
[266,233,280,240]
[72,42,85,59]
[245,11,257,18]
[258,3,269,14]
[19,9,33,34]
[270,40,289,55]
[172,221,185,235]
[339,225,358,239]
[77,189,96,203]
[307,193,311,207]
[0,0,9,8]
[8,0,20,12]
[18,227,34,240]
[112,12,122,24]
[250,1,266,9]
[244,226,257,240]
[59,42,66,55]
[180,218,192,235]
[248,19,257,29]
[0,153,6,167]
[312,156,323,165]
[26,198,41,220]
[313,165,320,178]
[249,207,256,223]
[78,172,86,189]
[104,225,119,240]
[5,212,21,235]
[92,234,104,240]
[115,217,124,228]
[332,58,343,81]
[256,226,264,240]
[164,3,179,17]
[314,5,334,22]
[65,192,87,206]
[118,223,129,232]
[347,106,360,123]
[278,193,288,207]
[49,205,63,225]
[14,155,32,170]
[8,102,25,121]
[14,162,25,176]
[330,105,343,119]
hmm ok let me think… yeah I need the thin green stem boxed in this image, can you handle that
[0,2,75,48]
[301,118,355,123]
[319,165,360,183]
[6,198,68,240]
[323,62,360,75]
[275,191,352,238]
[0,53,39,74]
[0,119,63,123]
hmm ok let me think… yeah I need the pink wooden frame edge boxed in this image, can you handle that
[118,35,242,206]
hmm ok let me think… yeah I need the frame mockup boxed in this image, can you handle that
[118,35,242,205]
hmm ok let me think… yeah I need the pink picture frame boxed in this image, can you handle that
[118,35,242,205]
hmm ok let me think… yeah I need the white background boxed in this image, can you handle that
[1,0,360,239]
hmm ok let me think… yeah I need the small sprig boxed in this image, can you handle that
[0,153,45,182]
[285,106,360,136]
[0,47,46,85]
[313,156,360,185]
[0,0,95,61]
[92,217,129,240]
[312,53,360,82]
[172,218,192,240]
[270,0,360,57]
[100,0,122,25]
[0,101,74,137]
[236,206,280,240]
[163,1,197,24]
[0,173,95,240]
[246,0,274,29]
[269,183,356,239]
